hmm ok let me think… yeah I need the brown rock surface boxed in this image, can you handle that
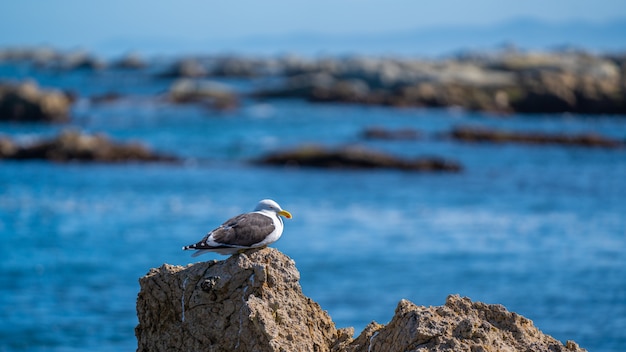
[344,296,586,352]
[0,130,178,163]
[254,145,462,172]
[135,248,338,352]
[136,248,586,352]
[449,126,625,148]
[0,81,72,123]
[168,79,239,110]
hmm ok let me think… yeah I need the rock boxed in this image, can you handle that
[0,130,179,163]
[344,295,586,352]
[136,248,586,352]
[57,50,105,70]
[168,79,239,110]
[309,79,372,104]
[112,52,147,70]
[0,81,72,123]
[254,145,462,172]
[209,56,260,77]
[0,136,17,158]
[255,72,337,99]
[360,127,421,141]
[448,126,625,148]
[157,59,208,78]
[250,51,626,114]
[135,248,338,352]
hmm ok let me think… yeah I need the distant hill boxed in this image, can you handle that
[99,17,626,57]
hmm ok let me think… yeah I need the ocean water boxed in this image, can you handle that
[1,63,626,352]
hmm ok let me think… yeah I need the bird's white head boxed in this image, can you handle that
[255,199,292,219]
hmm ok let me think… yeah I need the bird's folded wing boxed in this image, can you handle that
[208,213,276,247]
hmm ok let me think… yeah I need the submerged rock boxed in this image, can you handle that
[0,81,72,123]
[360,126,421,140]
[254,145,462,172]
[136,248,586,352]
[0,130,178,163]
[448,126,625,148]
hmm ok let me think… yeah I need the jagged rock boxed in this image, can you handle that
[136,248,586,352]
[135,248,338,352]
[0,130,178,163]
[448,126,625,148]
[344,295,586,352]
[0,81,72,123]
[254,145,462,172]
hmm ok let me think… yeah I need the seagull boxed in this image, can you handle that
[183,199,292,256]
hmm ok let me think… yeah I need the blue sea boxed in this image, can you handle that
[1,60,625,352]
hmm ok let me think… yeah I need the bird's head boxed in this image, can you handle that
[256,199,292,219]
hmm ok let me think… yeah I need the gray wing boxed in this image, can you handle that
[188,213,275,250]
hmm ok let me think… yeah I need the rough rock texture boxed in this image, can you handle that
[0,130,178,163]
[136,248,338,352]
[0,81,72,123]
[343,296,586,352]
[254,145,462,172]
[137,248,586,352]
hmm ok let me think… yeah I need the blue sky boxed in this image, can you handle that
[1,0,625,55]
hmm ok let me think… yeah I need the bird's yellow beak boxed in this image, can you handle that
[278,210,293,219]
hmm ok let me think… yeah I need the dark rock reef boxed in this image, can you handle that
[0,130,178,163]
[254,145,462,172]
[448,126,625,148]
[360,126,421,141]
[136,248,586,352]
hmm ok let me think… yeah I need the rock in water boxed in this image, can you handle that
[0,81,72,123]
[135,248,338,352]
[136,248,586,352]
[343,296,586,352]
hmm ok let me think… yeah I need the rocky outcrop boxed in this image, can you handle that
[136,248,338,352]
[448,126,625,148]
[112,52,147,70]
[136,248,586,352]
[254,145,462,172]
[3,47,623,114]
[0,81,72,123]
[253,51,626,114]
[342,296,585,352]
[0,130,178,163]
[157,59,208,79]
[168,79,239,110]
